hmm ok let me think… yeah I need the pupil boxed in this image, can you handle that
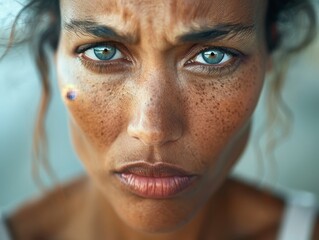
[208,52,217,59]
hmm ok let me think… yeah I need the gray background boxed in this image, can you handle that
[0,1,319,211]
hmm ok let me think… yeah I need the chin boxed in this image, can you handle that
[113,196,204,234]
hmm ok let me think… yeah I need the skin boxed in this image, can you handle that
[57,0,269,238]
[6,0,319,239]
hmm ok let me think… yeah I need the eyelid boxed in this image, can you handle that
[75,41,115,53]
[75,41,129,57]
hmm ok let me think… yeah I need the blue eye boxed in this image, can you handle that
[194,49,232,65]
[82,44,124,61]
[93,46,116,60]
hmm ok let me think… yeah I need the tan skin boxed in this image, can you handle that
[7,0,319,239]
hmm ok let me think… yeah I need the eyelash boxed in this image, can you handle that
[75,43,245,75]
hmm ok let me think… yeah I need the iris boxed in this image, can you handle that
[93,46,117,61]
[202,49,225,64]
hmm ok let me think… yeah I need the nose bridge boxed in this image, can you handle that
[141,67,170,114]
[127,65,183,146]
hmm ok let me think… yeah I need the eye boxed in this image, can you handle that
[81,44,124,61]
[193,48,233,65]
[76,43,132,74]
[184,47,245,76]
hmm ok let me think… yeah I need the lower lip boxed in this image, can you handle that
[116,173,196,199]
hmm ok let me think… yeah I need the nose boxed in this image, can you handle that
[127,68,183,146]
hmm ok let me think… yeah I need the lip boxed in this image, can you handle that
[114,162,197,199]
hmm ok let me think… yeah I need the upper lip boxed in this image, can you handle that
[114,162,194,178]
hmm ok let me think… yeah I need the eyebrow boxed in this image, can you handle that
[64,20,255,45]
[178,24,255,43]
[63,20,137,44]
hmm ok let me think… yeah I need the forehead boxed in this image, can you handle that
[60,0,267,44]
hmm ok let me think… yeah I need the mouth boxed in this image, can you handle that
[114,162,198,199]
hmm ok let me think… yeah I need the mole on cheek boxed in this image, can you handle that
[63,85,78,101]
[66,90,77,101]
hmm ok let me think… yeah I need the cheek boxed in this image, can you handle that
[57,63,129,150]
[184,62,264,159]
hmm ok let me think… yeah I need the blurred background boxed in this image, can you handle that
[0,1,319,212]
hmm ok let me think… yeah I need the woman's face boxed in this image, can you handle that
[56,0,269,233]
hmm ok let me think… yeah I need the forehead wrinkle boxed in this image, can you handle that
[170,0,212,24]
[60,0,141,41]
[99,0,138,26]
[60,0,265,50]
[169,0,257,24]
[165,0,264,45]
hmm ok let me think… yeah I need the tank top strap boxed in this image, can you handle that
[278,191,318,240]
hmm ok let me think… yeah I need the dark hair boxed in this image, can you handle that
[3,0,317,186]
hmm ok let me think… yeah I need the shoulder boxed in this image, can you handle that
[7,175,90,240]
[225,178,319,240]
[223,178,284,239]
[314,218,319,239]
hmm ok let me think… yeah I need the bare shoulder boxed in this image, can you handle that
[223,178,285,239]
[225,178,319,240]
[313,217,319,239]
[7,175,90,240]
